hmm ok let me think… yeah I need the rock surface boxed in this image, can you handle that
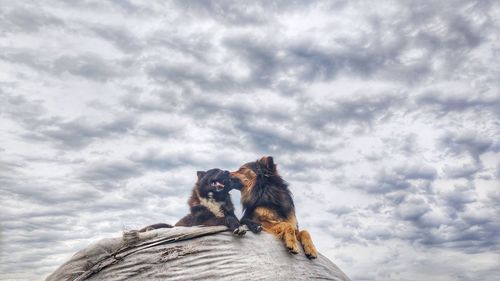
[46,226,351,281]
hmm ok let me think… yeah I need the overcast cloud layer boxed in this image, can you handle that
[1,1,500,280]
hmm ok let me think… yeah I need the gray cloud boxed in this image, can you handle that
[235,120,315,153]
[395,196,431,221]
[147,32,214,64]
[147,63,240,92]
[0,51,125,81]
[172,0,272,26]
[327,205,354,217]
[393,164,437,181]
[79,160,143,186]
[441,184,477,213]
[0,5,63,33]
[303,91,406,129]
[138,122,184,138]
[1,91,137,148]
[355,164,436,194]
[90,25,143,54]
[52,54,123,81]
[443,162,482,179]
[417,90,500,116]
[439,131,494,161]
[23,116,137,149]
[129,149,201,171]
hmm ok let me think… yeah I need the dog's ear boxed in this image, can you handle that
[258,156,276,173]
[196,171,206,180]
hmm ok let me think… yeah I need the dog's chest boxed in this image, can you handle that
[199,196,224,218]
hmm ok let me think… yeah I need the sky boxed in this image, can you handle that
[0,1,499,280]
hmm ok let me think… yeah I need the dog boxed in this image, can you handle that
[230,156,318,258]
[176,168,246,235]
[141,168,245,235]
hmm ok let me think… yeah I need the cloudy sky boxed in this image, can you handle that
[1,1,499,280]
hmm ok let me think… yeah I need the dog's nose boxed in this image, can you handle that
[228,176,243,190]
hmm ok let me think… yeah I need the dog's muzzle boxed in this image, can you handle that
[211,181,225,192]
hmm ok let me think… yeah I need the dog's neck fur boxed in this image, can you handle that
[195,190,225,218]
[243,174,294,219]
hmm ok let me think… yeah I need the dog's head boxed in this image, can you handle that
[195,168,241,201]
[230,156,281,201]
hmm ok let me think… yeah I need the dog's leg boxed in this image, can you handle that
[225,211,246,236]
[240,210,262,233]
[241,218,262,233]
[283,223,299,254]
[297,230,318,259]
[268,222,299,254]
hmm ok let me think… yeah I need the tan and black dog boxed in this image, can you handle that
[140,168,245,235]
[230,156,318,258]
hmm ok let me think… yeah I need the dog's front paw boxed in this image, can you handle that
[286,241,300,254]
[299,230,318,259]
[246,221,263,233]
[305,249,318,259]
[302,238,318,259]
[233,226,247,236]
[226,217,243,235]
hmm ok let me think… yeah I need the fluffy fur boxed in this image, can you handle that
[230,156,318,258]
[140,168,245,235]
[175,169,245,235]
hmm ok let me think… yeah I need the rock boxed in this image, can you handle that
[46,226,351,281]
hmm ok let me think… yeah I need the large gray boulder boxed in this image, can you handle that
[46,226,351,281]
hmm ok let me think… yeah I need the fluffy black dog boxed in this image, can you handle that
[140,168,245,235]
